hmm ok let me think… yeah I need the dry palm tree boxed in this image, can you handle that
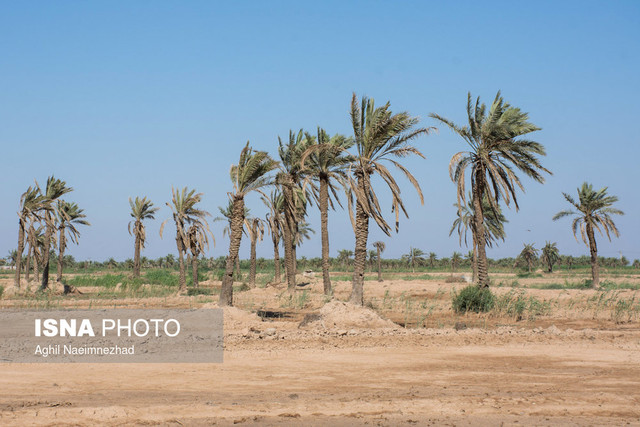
[14,184,48,289]
[277,129,314,292]
[541,241,560,273]
[373,241,386,282]
[128,197,159,278]
[347,93,432,305]
[553,183,623,287]
[450,194,507,282]
[431,92,549,288]
[55,201,90,292]
[40,176,73,290]
[518,243,538,273]
[246,216,265,287]
[187,218,214,288]
[160,187,211,293]
[301,127,354,295]
[27,224,46,283]
[262,190,284,284]
[219,142,278,306]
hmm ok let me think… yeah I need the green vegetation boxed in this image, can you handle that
[452,285,495,313]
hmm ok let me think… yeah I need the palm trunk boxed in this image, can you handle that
[272,236,281,284]
[472,237,478,283]
[249,228,257,288]
[220,195,245,306]
[133,223,141,278]
[56,227,65,282]
[473,175,490,288]
[282,182,296,292]
[319,176,332,295]
[376,247,382,282]
[350,176,369,306]
[178,245,186,292]
[191,253,199,288]
[25,244,31,283]
[34,249,40,283]
[14,219,25,289]
[40,213,53,290]
[587,222,599,288]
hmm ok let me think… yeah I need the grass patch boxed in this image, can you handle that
[599,280,640,290]
[452,285,495,313]
[492,289,551,320]
[400,274,433,281]
[516,272,543,278]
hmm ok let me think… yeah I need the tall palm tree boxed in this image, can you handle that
[277,129,313,292]
[219,142,278,306]
[27,224,46,283]
[518,243,538,273]
[347,93,432,305]
[215,200,249,280]
[160,187,211,293]
[431,92,550,287]
[246,216,265,288]
[262,190,284,284]
[128,196,159,278]
[14,185,47,289]
[541,241,560,273]
[402,247,425,273]
[450,194,507,282]
[55,201,90,292]
[40,176,73,290]
[373,241,386,282]
[553,183,624,287]
[301,127,354,296]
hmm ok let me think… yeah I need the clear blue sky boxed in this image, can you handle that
[2,1,639,262]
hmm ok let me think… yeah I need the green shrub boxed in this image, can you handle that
[0,285,4,299]
[144,270,178,287]
[452,285,495,313]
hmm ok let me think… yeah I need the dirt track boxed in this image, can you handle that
[1,274,640,425]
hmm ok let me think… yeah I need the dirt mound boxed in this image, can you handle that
[301,300,398,330]
[200,303,262,331]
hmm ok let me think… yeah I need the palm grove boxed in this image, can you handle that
[12,93,625,303]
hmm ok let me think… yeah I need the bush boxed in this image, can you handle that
[0,285,4,299]
[452,285,495,313]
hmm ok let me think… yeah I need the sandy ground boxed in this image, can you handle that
[1,271,640,425]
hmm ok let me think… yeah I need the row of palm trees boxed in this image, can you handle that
[13,92,625,301]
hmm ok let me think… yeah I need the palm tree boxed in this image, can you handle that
[518,243,539,273]
[187,218,213,288]
[55,201,90,292]
[451,252,462,273]
[450,194,507,283]
[541,241,560,273]
[553,183,624,287]
[128,197,159,278]
[301,127,354,296]
[337,249,353,269]
[215,200,250,280]
[373,241,386,282]
[160,187,211,293]
[347,94,432,305]
[262,190,284,284]
[14,185,47,289]
[219,142,278,306]
[277,129,313,292]
[294,221,315,247]
[431,92,550,287]
[402,247,425,273]
[26,222,45,283]
[246,216,265,288]
[40,177,73,290]
[428,252,438,269]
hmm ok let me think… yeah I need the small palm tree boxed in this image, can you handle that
[40,176,73,290]
[431,92,550,287]
[403,247,425,273]
[451,252,462,273]
[541,241,560,273]
[553,183,624,287]
[347,93,432,305]
[15,184,48,288]
[428,252,438,269]
[262,190,284,284]
[373,241,386,282]
[337,249,353,269]
[55,201,90,292]
[160,187,212,293]
[128,196,159,278]
[518,243,539,273]
[219,142,278,306]
[301,127,354,296]
[246,216,265,288]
